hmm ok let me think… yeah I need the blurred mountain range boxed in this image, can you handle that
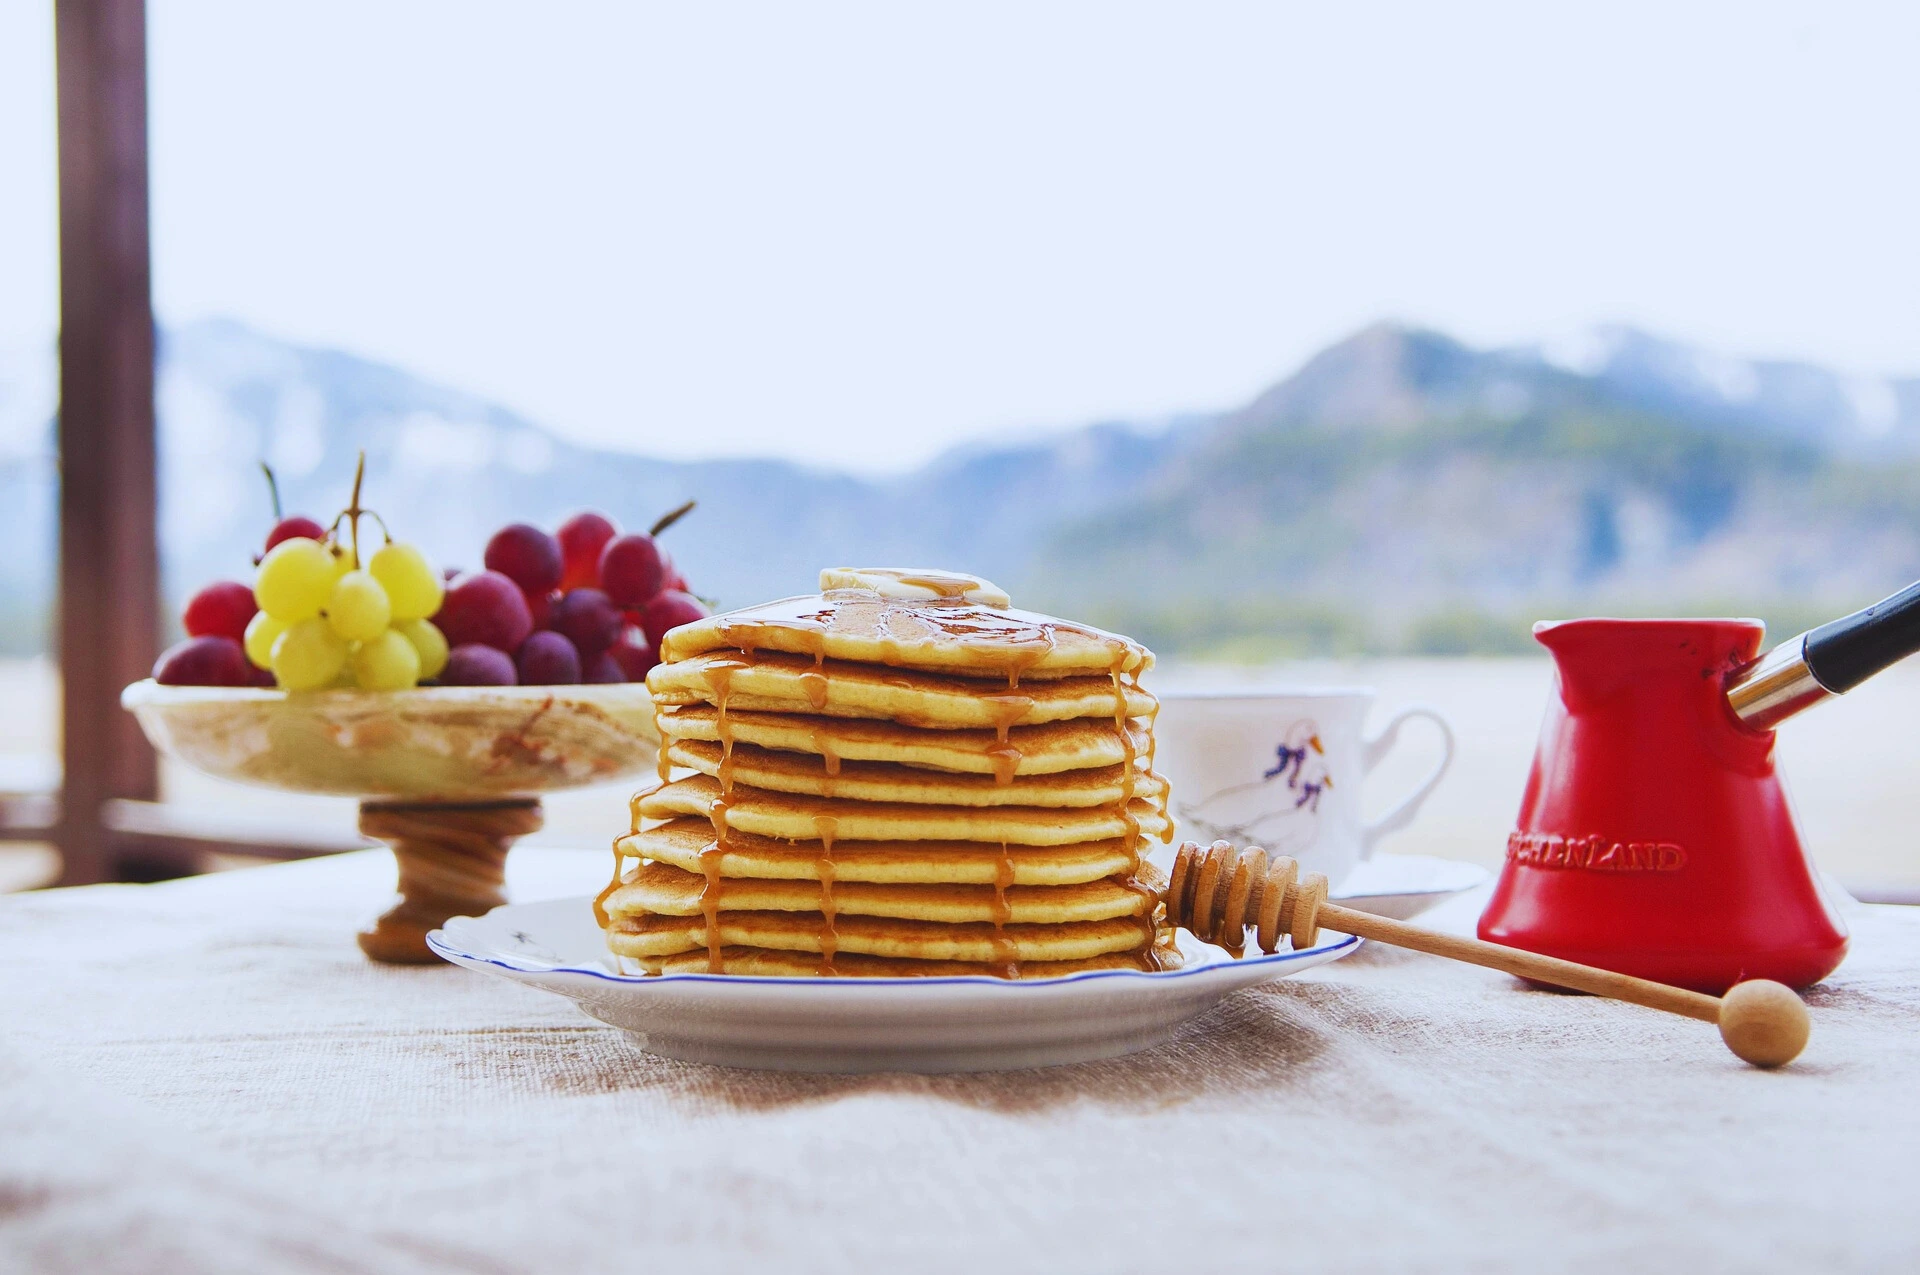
[1,317,1917,656]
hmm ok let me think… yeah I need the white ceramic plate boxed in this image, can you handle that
[429,898,1359,1073]
[1331,852,1491,921]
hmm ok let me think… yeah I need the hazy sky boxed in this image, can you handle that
[2,2,1916,472]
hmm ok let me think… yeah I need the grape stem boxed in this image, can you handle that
[649,500,697,538]
[261,461,283,520]
[325,450,389,566]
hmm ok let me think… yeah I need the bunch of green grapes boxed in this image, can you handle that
[244,537,450,691]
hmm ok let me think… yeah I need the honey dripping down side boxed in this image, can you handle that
[1145,698,1160,773]
[1110,660,1138,866]
[795,625,830,710]
[637,671,671,960]
[1118,654,1165,965]
[592,833,627,930]
[982,693,1034,747]
[700,793,730,974]
[814,814,839,976]
[979,688,1034,871]
[986,738,1021,787]
[715,717,736,799]
[992,839,1016,979]
[601,787,659,931]
[696,655,751,973]
[811,726,842,778]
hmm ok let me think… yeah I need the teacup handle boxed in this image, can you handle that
[1359,705,1455,857]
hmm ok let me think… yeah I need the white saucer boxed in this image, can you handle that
[428,898,1359,1073]
[1330,852,1491,921]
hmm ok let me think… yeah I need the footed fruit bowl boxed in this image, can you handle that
[123,681,658,962]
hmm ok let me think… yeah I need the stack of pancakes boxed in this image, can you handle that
[598,567,1175,978]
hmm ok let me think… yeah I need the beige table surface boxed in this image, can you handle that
[3,848,1917,1275]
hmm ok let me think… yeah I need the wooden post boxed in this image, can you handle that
[356,800,544,963]
[53,0,162,885]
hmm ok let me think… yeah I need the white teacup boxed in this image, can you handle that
[1152,689,1455,891]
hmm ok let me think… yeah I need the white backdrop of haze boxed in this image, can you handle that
[2,1,1916,474]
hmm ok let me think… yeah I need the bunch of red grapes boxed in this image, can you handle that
[435,505,709,687]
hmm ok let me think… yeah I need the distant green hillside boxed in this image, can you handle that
[1021,403,1920,659]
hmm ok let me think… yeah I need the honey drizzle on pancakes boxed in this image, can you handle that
[1145,697,1160,773]
[982,694,1034,744]
[703,658,746,767]
[698,658,752,974]
[596,787,654,927]
[593,835,626,930]
[814,814,839,975]
[1111,658,1141,878]
[701,799,730,973]
[810,723,845,799]
[992,839,1017,979]
[986,742,1021,787]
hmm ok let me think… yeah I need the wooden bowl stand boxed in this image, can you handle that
[355,798,545,964]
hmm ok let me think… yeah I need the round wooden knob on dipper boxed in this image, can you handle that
[1715,979,1811,1068]
[1164,839,1812,1069]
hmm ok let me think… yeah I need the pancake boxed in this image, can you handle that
[608,569,1169,980]
[636,774,1172,846]
[656,706,1149,778]
[627,945,1175,978]
[602,860,1158,925]
[648,651,1155,729]
[663,738,1167,809]
[606,909,1156,963]
[621,819,1137,886]
[661,574,1151,680]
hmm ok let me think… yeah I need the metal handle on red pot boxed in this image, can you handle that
[1728,578,1920,731]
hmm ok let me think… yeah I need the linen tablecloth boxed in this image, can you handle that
[4,848,1917,1274]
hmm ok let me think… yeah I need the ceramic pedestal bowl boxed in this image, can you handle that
[122,681,658,962]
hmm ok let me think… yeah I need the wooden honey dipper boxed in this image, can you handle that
[1164,840,1811,1068]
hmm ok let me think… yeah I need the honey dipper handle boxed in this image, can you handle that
[1316,902,1723,1023]
[1165,840,1809,1065]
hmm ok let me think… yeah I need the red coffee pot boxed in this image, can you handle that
[1480,580,1920,993]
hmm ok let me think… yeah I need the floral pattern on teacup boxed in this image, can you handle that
[1174,720,1334,852]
